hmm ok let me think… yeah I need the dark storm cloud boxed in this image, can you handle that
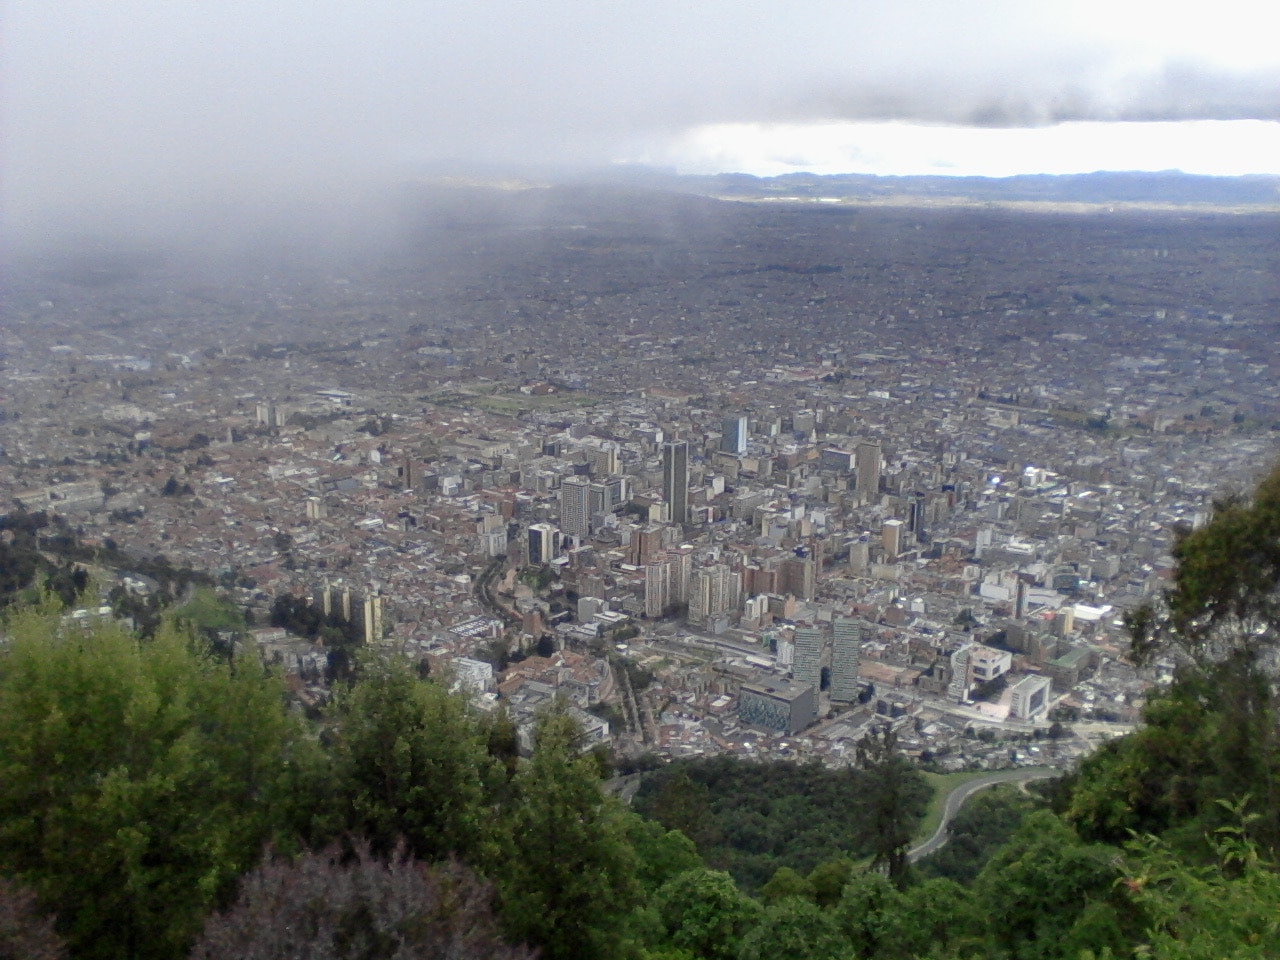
[2,0,1277,243]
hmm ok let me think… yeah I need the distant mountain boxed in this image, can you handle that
[673,170,1280,208]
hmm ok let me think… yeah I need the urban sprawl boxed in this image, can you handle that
[3,187,1278,770]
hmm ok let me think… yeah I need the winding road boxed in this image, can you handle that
[907,768,1060,863]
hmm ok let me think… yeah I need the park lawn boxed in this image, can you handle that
[914,770,1004,845]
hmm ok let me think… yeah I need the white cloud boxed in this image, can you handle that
[639,120,1280,178]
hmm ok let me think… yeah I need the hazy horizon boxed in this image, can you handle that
[5,1,1279,249]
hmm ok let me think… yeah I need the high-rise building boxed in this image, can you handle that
[645,559,671,618]
[662,441,690,525]
[792,625,824,694]
[856,441,882,502]
[882,518,904,561]
[687,563,739,626]
[527,523,561,565]
[830,617,863,702]
[720,415,748,455]
[559,476,591,539]
[354,592,384,645]
[780,555,816,601]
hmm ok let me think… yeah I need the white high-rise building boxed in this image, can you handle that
[528,523,561,565]
[559,476,591,539]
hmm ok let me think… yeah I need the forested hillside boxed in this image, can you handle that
[4,465,1280,959]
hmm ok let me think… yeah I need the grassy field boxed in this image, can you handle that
[913,771,1007,844]
[913,768,1057,845]
[428,387,598,416]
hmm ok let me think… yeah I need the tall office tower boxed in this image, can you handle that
[669,545,694,606]
[588,478,628,525]
[881,518,904,562]
[687,563,738,626]
[355,592,383,644]
[662,440,690,524]
[780,555,816,601]
[402,457,418,492]
[313,580,333,617]
[1014,578,1028,620]
[720,415,748,454]
[559,476,591,539]
[645,558,671,618]
[830,617,863,702]
[792,625,824,694]
[628,523,666,566]
[527,523,561,565]
[856,440,882,502]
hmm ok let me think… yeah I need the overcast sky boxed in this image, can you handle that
[4,0,1279,239]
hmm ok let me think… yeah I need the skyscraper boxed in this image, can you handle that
[663,440,690,524]
[687,563,738,626]
[856,440,882,503]
[830,616,862,702]
[882,518,904,562]
[559,476,591,539]
[720,415,748,454]
[792,625,824,694]
[527,523,561,565]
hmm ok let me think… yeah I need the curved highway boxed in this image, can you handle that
[907,768,1059,863]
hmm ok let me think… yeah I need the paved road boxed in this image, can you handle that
[907,768,1060,863]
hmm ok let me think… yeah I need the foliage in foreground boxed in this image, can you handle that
[0,603,305,960]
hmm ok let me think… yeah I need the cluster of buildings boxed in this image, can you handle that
[2,188,1278,767]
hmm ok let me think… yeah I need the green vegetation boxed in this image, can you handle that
[6,465,1280,958]
[917,783,1042,884]
[0,602,306,960]
[633,748,930,891]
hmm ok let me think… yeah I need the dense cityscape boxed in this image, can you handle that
[4,181,1278,773]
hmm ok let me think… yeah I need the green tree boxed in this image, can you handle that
[881,877,977,960]
[653,869,761,960]
[329,655,496,865]
[759,866,815,905]
[0,605,301,960]
[918,784,1041,884]
[1093,465,1280,854]
[738,897,848,960]
[497,704,640,960]
[833,871,902,960]
[624,815,704,894]
[1121,806,1280,959]
[807,857,854,909]
[856,727,919,888]
[972,811,1133,960]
